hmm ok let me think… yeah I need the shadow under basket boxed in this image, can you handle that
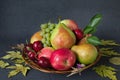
[22,51,102,74]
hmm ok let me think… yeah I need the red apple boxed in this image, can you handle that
[73,29,84,40]
[38,47,54,60]
[50,48,76,71]
[60,19,79,30]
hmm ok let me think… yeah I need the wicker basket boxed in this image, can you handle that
[22,51,102,74]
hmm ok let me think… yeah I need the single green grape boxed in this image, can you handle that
[43,44,48,47]
[41,38,46,44]
[45,33,50,38]
[45,28,51,33]
[40,30,46,36]
[46,40,51,45]
[41,24,48,29]
[48,22,52,26]
[46,37,50,41]
[50,31,53,34]
[49,24,55,30]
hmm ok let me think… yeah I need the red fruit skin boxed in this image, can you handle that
[23,43,33,53]
[38,47,54,60]
[74,29,84,40]
[60,19,79,30]
[50,48,76,71]
[37,57,51,68]
[27,51,36,60]
[33,41,43,52]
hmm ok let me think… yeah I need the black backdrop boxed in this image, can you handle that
[0,0,120,80]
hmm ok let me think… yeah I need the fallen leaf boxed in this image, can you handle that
[7,64,30,78]
[109,57,120,65]
[0,60,9,68]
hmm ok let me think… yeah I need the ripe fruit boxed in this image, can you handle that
[50,48,76,71]
[71,44,98,65]
[60,19,78,30]
[78,34,92,45]
[50,23,76,49]
[23,43,33,53]
[78,37,87,45]
[37,57,51,68]
[40,23,56,47]
[38,47,54,60]
[30,31,42,44]
[73,29,83,40]
[27,51,36,60]
[33,41,43,52]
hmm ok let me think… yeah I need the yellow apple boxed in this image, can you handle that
[30,31,42,44]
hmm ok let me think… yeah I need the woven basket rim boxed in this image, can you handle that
[22,51,102,74]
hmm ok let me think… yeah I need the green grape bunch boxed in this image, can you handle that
[40,22,56,47]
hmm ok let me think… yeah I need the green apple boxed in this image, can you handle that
[71,43,98,65]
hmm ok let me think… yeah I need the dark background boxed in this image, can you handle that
[0,0,120,80]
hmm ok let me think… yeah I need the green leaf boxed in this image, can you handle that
[7,64,30,78]
[87,36,102,46]
[109,57,120,65]
[101,40,120,46]
[83,26,94,34]
[88,14,102,27]
[99,48,120,56]
[7,66,16,69]
[21,66,30,76]
[0,60,9,68]
[2,51,22,60]
[93,65,117,80]
[8,70,19,78]
[14,59,25,64]
[83,14,102,34]
[0,43,31,78]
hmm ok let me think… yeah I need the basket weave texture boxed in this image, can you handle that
[22,51,102,74]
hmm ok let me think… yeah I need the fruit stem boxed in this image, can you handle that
[58,16,62,23]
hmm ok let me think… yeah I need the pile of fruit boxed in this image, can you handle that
[23,14,102,71]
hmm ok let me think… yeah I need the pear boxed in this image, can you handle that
[78,34,92,45]
[50,23,76,49]
[71,43,98,65]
